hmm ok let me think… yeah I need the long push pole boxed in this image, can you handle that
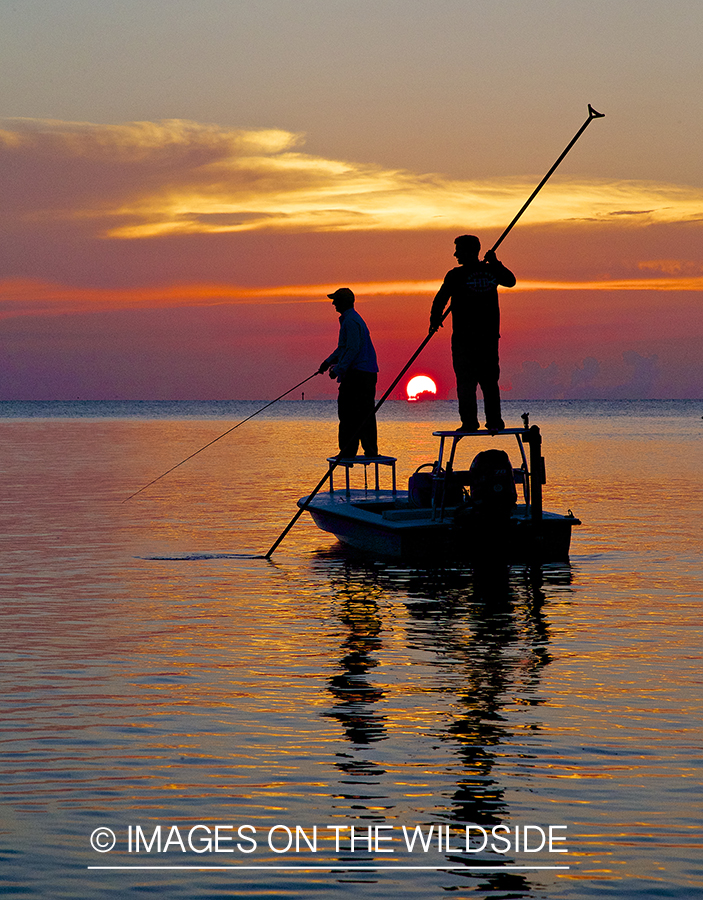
[123,371,320,502]
[489,104,604,254]
[264,104,604,558]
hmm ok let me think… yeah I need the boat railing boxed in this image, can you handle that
[430,426,545,522]
[326,455,397,497]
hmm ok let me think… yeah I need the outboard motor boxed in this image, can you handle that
[467,449,517,518]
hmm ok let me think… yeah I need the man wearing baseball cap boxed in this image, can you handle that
[319,288,379,457]
[430,234,516,432]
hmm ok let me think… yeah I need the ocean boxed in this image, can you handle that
[1,399,701,899]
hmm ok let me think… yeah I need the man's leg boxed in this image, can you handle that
[337,376,360,456]
[452,335,479,430]
[339,371,378,456]
[357,372,378,456]
[478,344,504,429]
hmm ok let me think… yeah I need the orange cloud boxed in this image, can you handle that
[3,272,703,321]
[3,117,703,241]
[638,258,703,276]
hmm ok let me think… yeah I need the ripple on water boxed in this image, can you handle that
[1,410,702,898]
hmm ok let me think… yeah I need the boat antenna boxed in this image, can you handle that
[122,370,320,502]
[264,104,604,558]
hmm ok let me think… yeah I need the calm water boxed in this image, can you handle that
[1,400,701,899]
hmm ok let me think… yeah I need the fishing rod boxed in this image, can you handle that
[264,103,604,558]
[123,370,320,503]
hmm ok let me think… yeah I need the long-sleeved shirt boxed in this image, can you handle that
[431,260,516,338]
[322,308,378,380]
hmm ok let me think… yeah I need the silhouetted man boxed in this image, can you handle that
[430,234,515,431]
[319,288,379,457]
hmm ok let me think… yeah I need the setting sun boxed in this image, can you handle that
[406,374,437,401]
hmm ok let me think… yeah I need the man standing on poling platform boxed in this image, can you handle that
[430,234,516,432]
[319,288,379,458]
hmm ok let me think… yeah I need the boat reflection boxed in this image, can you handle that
[314,548,573,890]
[325,589,388,747]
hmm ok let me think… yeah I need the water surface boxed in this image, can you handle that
[1,401,701,898]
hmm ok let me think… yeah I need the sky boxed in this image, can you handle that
[1,0,702,401]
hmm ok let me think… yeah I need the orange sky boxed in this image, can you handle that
[2,3,703,400]
[1,121,701,400]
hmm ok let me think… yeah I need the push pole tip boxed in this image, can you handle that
[588,104,605,119]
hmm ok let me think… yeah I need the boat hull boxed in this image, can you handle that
[299,489,579,563]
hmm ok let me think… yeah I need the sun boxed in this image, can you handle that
[406,375,438,401]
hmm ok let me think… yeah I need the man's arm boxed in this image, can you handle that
[429,280,451,333]
[484,250,516,287]
[318,349,339,373]
[329,318,362,378]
